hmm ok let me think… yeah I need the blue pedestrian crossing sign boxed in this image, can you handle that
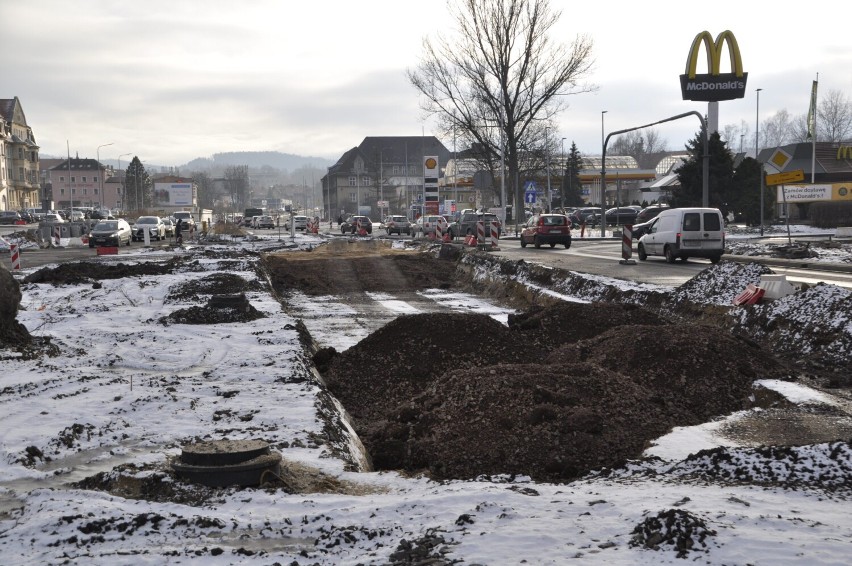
[524,181,537,204]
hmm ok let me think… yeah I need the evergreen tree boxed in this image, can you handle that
[730,157,774,227]
[561,142,584,207]
[124,157,151,213]
[673,129,735,217]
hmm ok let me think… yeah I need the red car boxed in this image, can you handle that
[520,214,572,249]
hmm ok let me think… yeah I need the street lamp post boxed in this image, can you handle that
[544,126,551,213]
[97,142,114,209]
[600,110,608,237]
[560,138,566,210]
[756,88,763,236]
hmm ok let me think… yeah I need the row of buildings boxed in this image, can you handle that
[4,95,851,222]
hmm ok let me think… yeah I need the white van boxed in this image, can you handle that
[637,207,725,264]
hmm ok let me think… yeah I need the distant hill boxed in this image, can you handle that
[183,151,334,172]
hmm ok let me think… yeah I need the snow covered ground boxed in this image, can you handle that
[1,230,851,565]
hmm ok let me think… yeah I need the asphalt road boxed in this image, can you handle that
[5,223,851,289]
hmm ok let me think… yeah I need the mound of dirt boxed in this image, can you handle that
[22,258,185,285]
[0,266,31,348]
[165,273,265,304]
[323,302,791,481]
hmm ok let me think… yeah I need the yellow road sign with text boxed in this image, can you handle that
[766,169,805,186]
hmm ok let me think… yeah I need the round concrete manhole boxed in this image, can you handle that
[172,439,282,487]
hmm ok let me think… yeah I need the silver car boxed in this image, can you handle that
[132,216,166,241]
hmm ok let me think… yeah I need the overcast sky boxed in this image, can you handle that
[3,0,850,167]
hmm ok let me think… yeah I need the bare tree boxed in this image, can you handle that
[609,128,668,169]
[761,109,794,149]
[720,119,751,153]
[818,89,852,142]
[408,0,595,222]
[224,165,250,211]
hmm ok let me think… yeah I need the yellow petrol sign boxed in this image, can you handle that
[766,169,805,186]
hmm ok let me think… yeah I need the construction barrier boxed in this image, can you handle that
[464,234,477,247]
[733,284,765,306]
[53,225,61,247]
[435,217,446,241]
[10,244,20,270]
[619,224,636,265]
[357,217,367,236]
[96,246,119,256]
[489,220,500,249]
[476,221,486,245]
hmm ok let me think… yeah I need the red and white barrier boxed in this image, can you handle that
[489,220,500,249]
[476,220,486,245]
[10,244,20,270]
[619,224,635,264]
[53,225,61,247]
[435,217,445,241]
[733,283,765,306]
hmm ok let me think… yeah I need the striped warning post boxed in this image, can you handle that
[619,224,636,265]
[476,220,486,245]
[10,244,20,270]
[435,217,445,240]
[53,225,61,247]
[489,220,500,248]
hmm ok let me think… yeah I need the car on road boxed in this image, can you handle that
[132,216,166,241]
[635,204,670,223]
[162,217,176,237]
[172,211,196,231]
[254,215,276,229]
[448,211,502,239]
[285,215,309,231]
[587,207,639,226]
[0,211,24,225]
[90,209,114,220]
[88,219,132,248]
[340,215,373,234]
[412,215,445,237]
[630,217,658,241]
[637,207,725,264]
[520,214,572,249]
[384,215,411,235]
[39,213,65,224]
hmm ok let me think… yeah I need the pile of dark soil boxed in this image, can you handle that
[630,509,717,558]
[0,267,31,348]
[322,303,792,482]
[165,273,266,304]
[22,258,187,285]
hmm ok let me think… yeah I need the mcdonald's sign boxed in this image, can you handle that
[680,30,748,102]
[838,145,852,160]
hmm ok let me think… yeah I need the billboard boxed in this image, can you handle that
[153,183,195,206]
[680,30,747,101]
[777,183,852,203]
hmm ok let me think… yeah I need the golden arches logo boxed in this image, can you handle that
[838,146,852,160]
[680,30,747,102]
[685,30,744,79]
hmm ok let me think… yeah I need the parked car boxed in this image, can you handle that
[630,217,658,241]
[412,215,445,237]
[25,208,45,221]
[384,215,411,235]
[567,207,600,228]
[254,215,276,229]
[587,207,639,226]
[162,217,176,237]
[520,214,572,249]
[637,207,725,264]
[340,215,373,234]
[40,213,65,224]
[88,219,132,248]
[90,209,114,220]
[0,211,23,225]
[18,210,35,223]
[448,211,502,238]
[635,204,670,224]
[69,210,86,222]
[132,216,166,241]
[172,211,196,231]
[285,215,309,231]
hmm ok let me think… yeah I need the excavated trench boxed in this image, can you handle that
[264,240,844,483]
